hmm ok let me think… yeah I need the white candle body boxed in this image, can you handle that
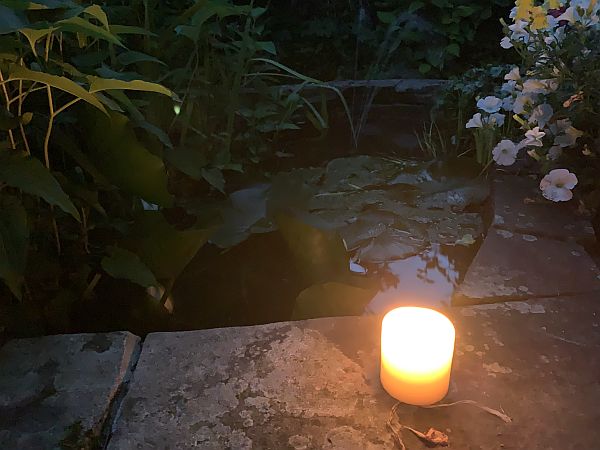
[380,307,455,405]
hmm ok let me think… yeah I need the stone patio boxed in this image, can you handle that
[2,174,600,449]
[2,297,599,449]
[0,332,140,449]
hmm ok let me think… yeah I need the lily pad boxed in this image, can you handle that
[210,184,275,248]
[319,155,411,192]
[292,282,376,320]
[357,228,427,263]
[415,182,490,211]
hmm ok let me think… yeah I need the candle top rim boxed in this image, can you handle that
[382,306,455,338]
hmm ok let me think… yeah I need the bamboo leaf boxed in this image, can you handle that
[57,16,123,46]
[87,76,174,98]
[82,4,109,29]
[101,246,158,288]
[7,64,107,114]
[0,152,81,221]
[19,27,52,56]
[109,25,156,37]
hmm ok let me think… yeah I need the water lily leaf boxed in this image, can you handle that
[455,234,476,246]
[83,110,172,206]
[357,228,426,263]
[0,152,80,220]
[0,194,28,299]
[292,282,376,320]
[276,213,348,284]
[128,211,214,281]
[415,182,489,211]
[102,246,157,288]
[320,155,409,192]
[211,184,273,248]
[338,211,397,250]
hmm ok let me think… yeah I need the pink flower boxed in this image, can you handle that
[540,169,578,202]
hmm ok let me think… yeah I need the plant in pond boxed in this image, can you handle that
[461,0,600,205]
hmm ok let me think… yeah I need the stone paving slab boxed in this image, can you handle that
[108,296,600,449]
[492,175,595,244]
[453,228,600,305]
[0,332,140,450]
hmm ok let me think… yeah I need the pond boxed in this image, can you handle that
[55,98,492,337]
[168,149,490,331]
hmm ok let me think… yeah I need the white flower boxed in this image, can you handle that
[522,79,548,95]
[548,118,572,135]
[466,112,484,128]
[488,113,506,127]
[504,67,521,82]
[547,145,562,161]
[557,7,578,24]
[477,96,503,113]
[524,127,546,147]
[501,80,517,94]
[500,36,513,49]
[540,169,578,202]
[502,96,515,112]
[529,104,554,128]
[492,139,520,166]
[542,79,559,92]
[509,20,530,43]
[513,94,535,114]
[554,126,585,147]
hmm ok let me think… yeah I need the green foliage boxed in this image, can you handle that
[268,0,513,80]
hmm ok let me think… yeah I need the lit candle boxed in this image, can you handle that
[380,307,455,405]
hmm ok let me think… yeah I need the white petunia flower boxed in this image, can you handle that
[547,145,563,161]
[529,104,554,128]
[540,169,578,202]
[554,126,585,147]
[542,79,559,92]
[502,96,515,112]
[524,127,546,147]
[477,96,503,113]
[513,94,535,114]
[500,36,513,49]
[488,113,506,127]
[501,80,517,94]
[504,67,521,81]
[509,20,530,42]
[557,7,578,24]
[522,79,548,95]
[492,139,520,166]
[466,112,484,128]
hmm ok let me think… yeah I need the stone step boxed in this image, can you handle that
[0,332,140,449]
[106,297,600,449]
[492,175,596,245]
[453,228,600,305]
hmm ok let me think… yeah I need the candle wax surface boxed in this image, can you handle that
[380,306,455,405]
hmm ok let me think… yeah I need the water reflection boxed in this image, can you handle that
[366,244,462,314]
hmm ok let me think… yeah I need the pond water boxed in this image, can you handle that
[169,150,489,330]
[66,101,489,336]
